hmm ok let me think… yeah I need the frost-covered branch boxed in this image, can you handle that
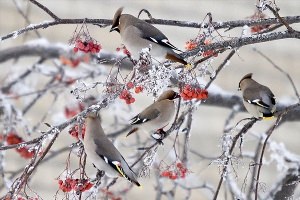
[182,30,300,58]
[1,12,300,42]
[1,1,300,199]
[271,167,300,200]
[0,43,134,70]
[213,118,258,200]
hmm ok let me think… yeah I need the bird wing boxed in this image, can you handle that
[243,86,275,109]
[130,106,160,125]
[134,20,183,52]
[94,138,140,186]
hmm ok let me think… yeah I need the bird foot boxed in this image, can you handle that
[151,129,166,145]
[95,170,105,187]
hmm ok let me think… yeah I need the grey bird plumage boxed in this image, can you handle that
[110,7,187,65]
[83,112,140,186]
[127,90,180,139]
[238,73,276,119]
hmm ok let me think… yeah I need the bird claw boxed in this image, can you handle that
[154,137,164,145]
[95,170,105,187]
[96,170,105,179]
[151,129,166,145]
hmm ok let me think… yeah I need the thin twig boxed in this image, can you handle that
[254,103,300,200]
[28,0,60,20]
[205,49,237,89]
[265,4,295,33]
[12,0,41,37]
[253,48,300,101]
[213,118,258,200]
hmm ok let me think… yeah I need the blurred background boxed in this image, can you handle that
[1,0,300,199]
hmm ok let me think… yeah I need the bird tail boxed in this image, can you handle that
[262,112,275,120]
[126,127,139,137]
[166,52,187,65]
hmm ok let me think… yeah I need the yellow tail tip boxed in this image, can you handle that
[263,116,275,120]
[184,63,192,69]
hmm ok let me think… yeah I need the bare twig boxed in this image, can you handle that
[205,49,237,89]
[254,103,300,200]
[253,48,300,101]
[265,4,295,33]
[28,0,60,20]
[213,118,258,200]
[12,0,41,38]
[138,9,153,19]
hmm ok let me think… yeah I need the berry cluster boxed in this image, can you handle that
[68,124,86,140]
[202,39,218,58]
[60,56,80,68]
[185,38,218,57]
[160,162,188,180]
[73,39,101,54]
[185,40,198,50]
[248,11,270,33]
[100,189,121,200]
[5,132,35,159]
[64,103,85,119]
[58,178,93,193]
[119,89,135,104]
[116,45,131,56]
[60,55,90,68]
[55,75,76,86]
[126,82,144,94]
[180,84,208,101]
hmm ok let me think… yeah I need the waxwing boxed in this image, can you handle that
[110,7,187,65]
[127,90,180,141]
[238,73,276,119]
[83,112,140,186]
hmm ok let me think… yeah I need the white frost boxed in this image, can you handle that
[12,31,19,39]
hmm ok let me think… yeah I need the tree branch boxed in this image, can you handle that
[28,0,60,20]
[182,31,300,58]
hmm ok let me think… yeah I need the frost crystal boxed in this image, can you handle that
[143,146,158,166]
[134,62,173,96]
[139,146,158,177]
[71,80,88,101]
[12,31,19,39]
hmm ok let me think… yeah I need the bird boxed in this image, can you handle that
[127,89,180,142]
[238,73,276,119]
[83,112,140,186]
[110,7,187,65]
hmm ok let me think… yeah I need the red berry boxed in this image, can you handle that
[169,172,178,180]
[161,171,171,177]
[180,173,186,178]
[192,92,197,98]
[130,97,135,104]
[77,42,84,50]
[176,162,183,169]
[134,86,143,93]
[125,99,131,104]
[83,182,93,191]
[126,82,134,89]
[73,47,79,53]
[123,49,131,55]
